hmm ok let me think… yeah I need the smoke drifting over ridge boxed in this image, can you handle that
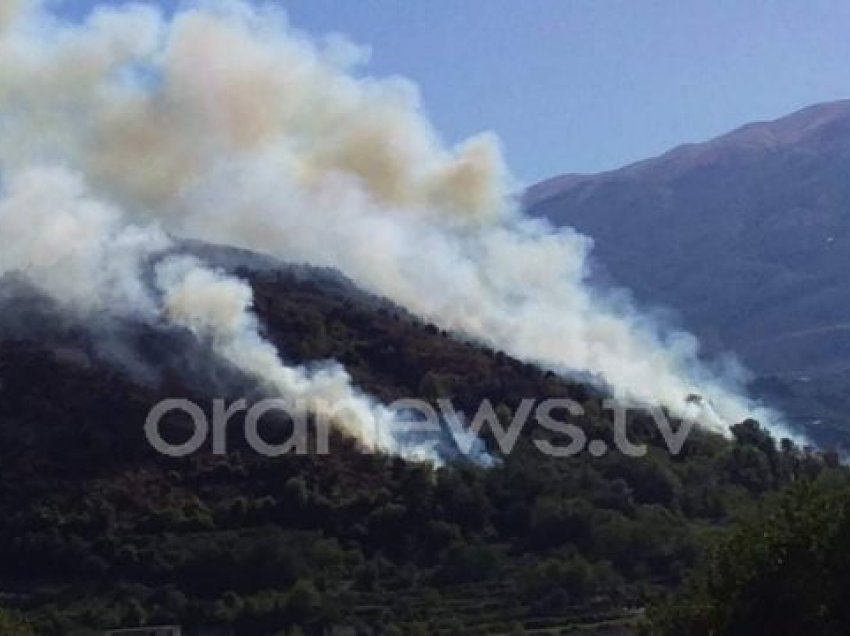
[0,1,794,447]
[156,256,436,459]
[0,167,428,459]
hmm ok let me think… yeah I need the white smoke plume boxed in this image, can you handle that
[155,256,436,460]
[0,0,796,442]
[0,166,434,460]
[0,166,169,313]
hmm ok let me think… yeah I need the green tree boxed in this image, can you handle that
[0,608,35,635]
[643,478,850,635]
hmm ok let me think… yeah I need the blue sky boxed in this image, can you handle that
[56,0,850,183]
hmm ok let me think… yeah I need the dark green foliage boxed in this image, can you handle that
[0,268,843,634]
[643,474,850,635]
[0,608,34,635]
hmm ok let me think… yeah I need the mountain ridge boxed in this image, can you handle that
[527,99,850,206]
[2,247,803,634]
[526,98,850,444]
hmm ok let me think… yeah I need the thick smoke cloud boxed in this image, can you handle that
[0,166,430,459]
[156,256,433,459]
[0,0,25,31]
[0,167,169,313]
[0,1,795,445]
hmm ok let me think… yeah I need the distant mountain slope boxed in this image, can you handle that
[526,100,850,440]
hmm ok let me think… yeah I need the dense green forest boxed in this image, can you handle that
[0,265,846,635]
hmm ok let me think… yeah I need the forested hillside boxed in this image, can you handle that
[0,262,842,635]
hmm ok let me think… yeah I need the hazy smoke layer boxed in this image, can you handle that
[156,256,433,459]
[0,166,433,459]
[0,1,791,440]
[0,167,169,313]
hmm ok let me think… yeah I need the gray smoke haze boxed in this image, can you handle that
[0,166,435,459]
[0,0,800,448]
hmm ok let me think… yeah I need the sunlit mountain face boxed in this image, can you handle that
[528,100,850,448]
